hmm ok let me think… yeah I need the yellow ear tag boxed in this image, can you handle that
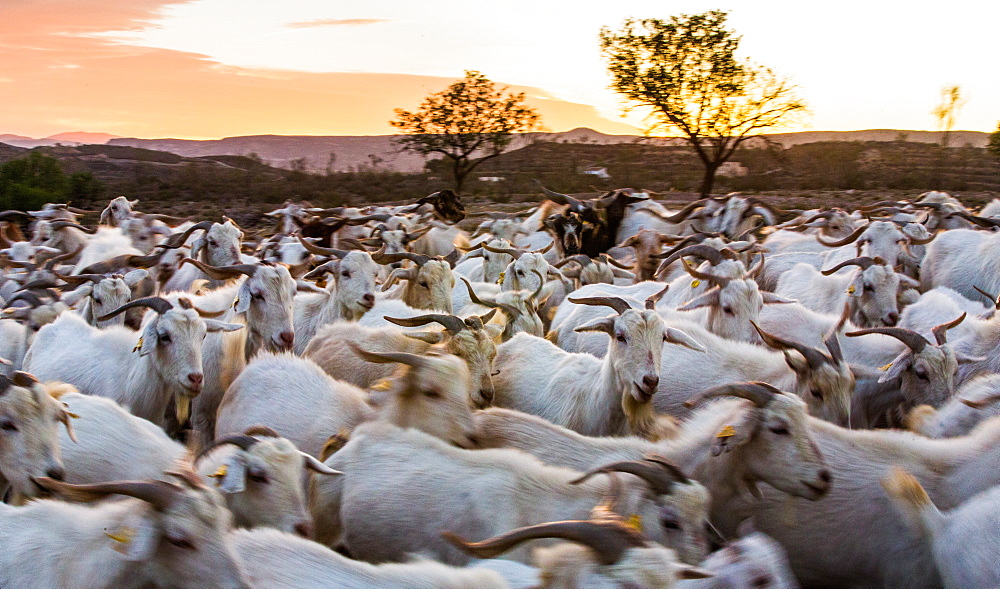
[105,526,135,547]
[316,277,327,289]
[879,362,893,371]
[717,425,736,438]
[497,272,505,285]
[626,514,643,532]
[209,464,228,485]
[371,379,391,392]
[691,279,701,288]
[232,297,239,308]
[846,285,856,295]
[61,402,80,419]
[132,337,143,353]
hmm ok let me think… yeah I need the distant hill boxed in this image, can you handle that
[0,132,122,148]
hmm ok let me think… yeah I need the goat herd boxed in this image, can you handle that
[0,187,998,588]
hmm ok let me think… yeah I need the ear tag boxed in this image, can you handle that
[717,425,736,438]
[105,526,135,552]
[210,464,228,485]
[497,272,505,285]
[371,379,391,392]
[316,277,327,289]
[846,285,856,295]
[132,337,143,353]
[879,362,893,371]
[232,297,239,308]
[691,279,701,288]
[626,514,643,532]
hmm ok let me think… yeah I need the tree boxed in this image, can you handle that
[987,122,1000,161]
[0,151,74,210]
[600,11,807,196]
[932,85,965,148]
[390,70,542,192]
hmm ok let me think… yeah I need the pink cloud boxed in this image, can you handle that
[287,18,390,28]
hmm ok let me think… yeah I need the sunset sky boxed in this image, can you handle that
[1,0,998,140]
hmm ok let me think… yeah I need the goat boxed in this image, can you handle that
[373,248,458,313]
[56,270,147,328]
[905,373,1000,438]
[24,297,242,426]
[161,219,244,291]
[0,474,249,588]
[305,312,502,408]
[313,421,711,567]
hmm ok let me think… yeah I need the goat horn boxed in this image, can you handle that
[752,321,829,369]
[535,182,586,213]
[297,235,349,258]
[845,327,929,353]
[53,271,104,286]
[442,520,647,566]
[162,220,213,249]
[0,210,30,220]
[554,254,593,268]
[529,270,546,300]
[461,278,497,308]
[821,256,880,275]
[823,304,849,364]
[684,381,781,409]
[570,457,690,496]
[33,478,181,512]
[931,313,966,346]
[180,258,258,280]
[645,284,670,310]
[196,434,260,461]
[907,231,937,245]
[568,296,633,315]
[41,245,84,271]
[655,244,727,271]
[601,253,633,270]
[46,221,97,234]
[370,245,433,267]
[348,343,426,368]
[384,314,467,335]
[972,285,1000,308]
[481,243,522,260]
[4,291,44,308]
[681,258,731,288]
[97,296,174,321]
[817,224,868,247]
[644,200,708,224]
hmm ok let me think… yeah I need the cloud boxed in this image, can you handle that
[286,18,390,29]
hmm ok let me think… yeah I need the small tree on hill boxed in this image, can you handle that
[932,85,965,148]
[391,70,542,192]
[988,122,1000,162]
[600,10,806,196]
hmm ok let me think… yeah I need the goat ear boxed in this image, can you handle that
[761,292,796,304]
[215,455,248,494]
[575,317,616,335]
[664,327,705,352]
[783,350,810,373]
[956,352,988,364]
[382,268,412,292]
[878,352,912,383]
[123,269,148,288]
[190,237,206,260]
[139,321,159,356]
[485,323,504,340]
[234,282,252,314]
[711,410,759,456]
[204,319,244,333]
[119,518,160,562]
[677,289,720,311]
[404,331,443,344]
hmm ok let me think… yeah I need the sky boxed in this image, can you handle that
[1,0,997,140]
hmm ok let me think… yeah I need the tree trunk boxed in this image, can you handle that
[452,159,468,193]
[699,161,721,197]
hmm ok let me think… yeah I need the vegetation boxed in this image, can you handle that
[599,10,806,196]
[988,122,1000,161]
[0,151,103,211]
[932,86,965,148]
[390,70,542,192]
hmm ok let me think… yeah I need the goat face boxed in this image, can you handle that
[738,394,831,500]
[446,325,504,408]
[142,308,210,396]
[382,353,478,448]
[203,438,314,538]
[421,190,465,224]
[785,353,855,427]
[407,260,456,313]
[502,253,548,292]
[0,379,70,501]
[90,274,141,328]
[850,264,902,327]
[239,265,296,354]
[651,481,712,565]
[331,251,379,319]
[197,222,243,268]
[545,213,585,256]
[604,310,666,403]
[99,196,137,226]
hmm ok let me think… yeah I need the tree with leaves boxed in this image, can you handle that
[391,70,542,192]
[987,122,1000,162]
[932,86,964,148]
[600,10,806,196]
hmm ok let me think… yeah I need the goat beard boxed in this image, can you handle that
[175,394,191,425]
[622,392,658,441]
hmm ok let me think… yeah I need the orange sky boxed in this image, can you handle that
[2,0,997,140]
[0,1,639,138]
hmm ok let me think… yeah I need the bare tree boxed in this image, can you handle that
[932,85,965,148]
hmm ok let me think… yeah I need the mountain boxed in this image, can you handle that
[0,132,120,148]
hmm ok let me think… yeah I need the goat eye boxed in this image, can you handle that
[661,519,680,531]
[93,298,102,306]
[424,390,442,399]
[723,307,734,315]
[616,334,626,343]
[916,370,929,381]
[208,239,217,247]
[769,425,790,435]
[752,575,772,588]
[252,292,264,301]
[0,419,18,432]
[419,281,429,288]
[811,389,824,400]
[864,285,874,292]
[158,333,171,344]
[249,472,270,484]
[167,537,196,551]
[341,271,350,278]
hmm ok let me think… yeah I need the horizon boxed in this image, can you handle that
[1,1,998,139]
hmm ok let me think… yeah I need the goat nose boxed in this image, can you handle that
[279,331,294,348]
[886,312,899,326]
[362,293,375,308]
[46,466,65,481]
[642,375,660,391]
[187,373,203,390]
[293,521,313,539]
[818,469,832,485]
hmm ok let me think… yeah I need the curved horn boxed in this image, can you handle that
[197,433,261,461]
[751,321,829,369]
[442,520,646,566]
[297,235,349,258]
[370,245,433,267]
[821,256,880,276]
[46,221,97,234]
[601,253,633,270]
[4,291,44,308]
[931,313,966,346]
[907,231,937,245]
[553,254,593,269]
[384,313,467,335]
[568,296,633,315]
[645,284,670,310]
[570,457,690,496]
[162,220,213,249]
[643,200,709,224]
[97,296,174,322]
[33,478,181,512]
[817,224,868,247]
[0,210,31,220]
[823,304,849,364]
[461,277,498,308]
[972,285,1000,309]
[481,242,522,260]
[655,244,727,274]
[179,258,258,281]
[845,327,929,353]
[681,258,731,288]
[536,183,585,213]
[348,343,427,368]
[684,381,780,409]
[41,245,84,271]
